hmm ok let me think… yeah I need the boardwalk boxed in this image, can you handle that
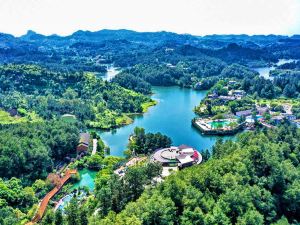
[27,170,77,225]
[92,139,97,155]
[261,122,275,129]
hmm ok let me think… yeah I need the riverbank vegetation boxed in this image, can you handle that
[126,127,172,156]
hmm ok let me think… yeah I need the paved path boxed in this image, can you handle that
[261,122,275,129]
[92,139,97,155]
[27,170,77,224]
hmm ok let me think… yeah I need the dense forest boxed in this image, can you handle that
[0,64,153,129]
[0,120,81,184]
[126,127,172,155]
[89,125,300,225]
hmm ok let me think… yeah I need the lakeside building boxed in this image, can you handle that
[76,133,90,153]
[207,93,218,99]
[151,145,202,168]
[219,95,236,101]
[228,80,237,85]
[8,108,18,117]
[235,109,252,117]
[282,113,296,121]
[293,119,300,128]
[256,106,269,115]
[271,115,285,125]
[232,90,246,98]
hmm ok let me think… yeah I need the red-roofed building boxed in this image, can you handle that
[76,133,90,153]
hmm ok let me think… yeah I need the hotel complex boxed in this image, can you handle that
[151,145,202,168]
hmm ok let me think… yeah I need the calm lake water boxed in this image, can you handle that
[99,86,232,156]
[255,59,297,80]
[100,65,120,81]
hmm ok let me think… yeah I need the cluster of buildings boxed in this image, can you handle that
[151,145,202,169]
[204,79,298,129]
[234,104,297,127]
[207,89,246,102]
[270,113,296,124]
[194,101,298,135]
[113,145,202,179]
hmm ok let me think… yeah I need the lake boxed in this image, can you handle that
[255,59,297,80]
[99,86,231,156]
[100,65,120,81]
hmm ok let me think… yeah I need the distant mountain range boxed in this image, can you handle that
[1,29,299,48]
[0,29,299,70]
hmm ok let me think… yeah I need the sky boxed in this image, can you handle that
[0,0,299,36]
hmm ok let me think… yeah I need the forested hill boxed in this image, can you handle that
[93,125,300,224]
[1,29,300,71]
[0,64,153,129]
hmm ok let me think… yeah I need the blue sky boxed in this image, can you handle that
[0,0,299,36]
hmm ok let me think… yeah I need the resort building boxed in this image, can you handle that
[8,108,18,117]
[282,113,296,121]
[76,133,90,153]
[151,145,202,168]
[228,80,237,85]
[256,106,269,116]
[219,95,236,102]
[232,90,246,98]
[207,93,218,99]
[235,109,252,117]
[271,115,285,125]
[292,119,300,128]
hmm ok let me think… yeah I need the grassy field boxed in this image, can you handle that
[115,114,133,126]
[0,110,42,124]
[257,98,300,107]
[141,100,157,113]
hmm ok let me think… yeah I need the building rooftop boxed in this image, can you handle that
[235,110,252,117]
[79,133,90,145]
[151,145,202,166]
[176,154,194,165]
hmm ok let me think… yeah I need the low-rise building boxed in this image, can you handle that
[228,80,237,85]
[235,109,252,117]
[219,95,236,101]
[8,108,18,117]
[282,113,296,121]
[271,115,285,125]
[256,106,269,116]
[232,90,246,99]
[292,119,300,128]
[207,93,218,99]
[76,133,90,153]
[151,145,202,168]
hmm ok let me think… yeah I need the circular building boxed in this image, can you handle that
[151,145,202,168]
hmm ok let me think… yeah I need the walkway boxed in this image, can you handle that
[92,139,97,155]
[261,122,275,129]
[27,169,77,224]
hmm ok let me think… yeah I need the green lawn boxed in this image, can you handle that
[141,100,157,113]
[0,110,42,124]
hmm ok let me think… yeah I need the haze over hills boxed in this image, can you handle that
[0,29,300,70]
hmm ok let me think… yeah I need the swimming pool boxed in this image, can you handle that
[208,120,230,129]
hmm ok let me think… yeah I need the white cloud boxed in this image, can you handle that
[0,0,299,36]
